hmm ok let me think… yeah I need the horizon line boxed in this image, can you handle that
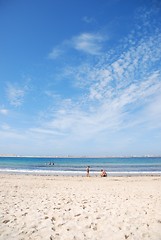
[0,154,161,158]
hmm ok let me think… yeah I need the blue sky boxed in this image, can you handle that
[0,0,161,156]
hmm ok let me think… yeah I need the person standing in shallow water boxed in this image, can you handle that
[86,166,90,177]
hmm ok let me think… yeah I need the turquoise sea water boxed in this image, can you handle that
[0,157,161,176]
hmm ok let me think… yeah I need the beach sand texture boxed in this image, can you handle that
[0,174,161,240]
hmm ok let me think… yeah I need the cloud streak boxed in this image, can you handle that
[6,83,28,107]
[0,108,8,115]
[48,32,106,59]
[82,16,96,24]
[72,33,105,55]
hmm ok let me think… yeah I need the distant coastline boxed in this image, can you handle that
[0,154,161,158]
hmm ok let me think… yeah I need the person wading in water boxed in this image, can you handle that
[86,166,90,177]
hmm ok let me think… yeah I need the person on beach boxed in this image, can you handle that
[100,169,107,177]
[86,166,90,177]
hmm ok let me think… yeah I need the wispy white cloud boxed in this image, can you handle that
[48,46,64,59]
[48,72,161,135]
[48,32,106,59]
[82,16,95,24]
[29,127,66,136]
[6,83,28,107]
[65,29,161,96]
[1,123,11,130]
[72,33,106,55]
[32,68,160,145]
[0,108,8,115]
[143,92,161,129]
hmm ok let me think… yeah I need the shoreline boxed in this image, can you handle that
[1,172,161,179]
[0,169,161,177]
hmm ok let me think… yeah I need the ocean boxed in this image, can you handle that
[0,156,161,176]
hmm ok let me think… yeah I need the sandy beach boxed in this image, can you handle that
[0,174,161,240]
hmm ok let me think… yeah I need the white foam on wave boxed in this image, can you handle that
[0,168,87,175]
[0,168,161,176]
